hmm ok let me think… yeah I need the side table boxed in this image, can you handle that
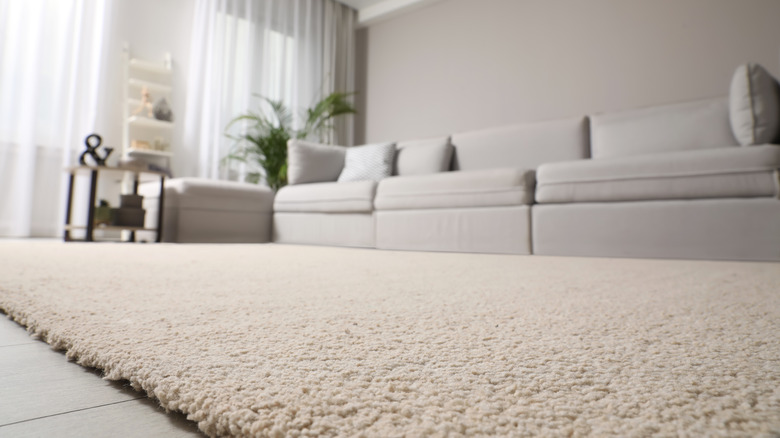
[63,165,166,242]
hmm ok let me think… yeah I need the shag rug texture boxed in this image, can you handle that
[0,241,779,437]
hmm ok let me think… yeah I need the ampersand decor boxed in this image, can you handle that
[79,133,114,166]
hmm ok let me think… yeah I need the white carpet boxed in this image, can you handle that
[0,241,778,437]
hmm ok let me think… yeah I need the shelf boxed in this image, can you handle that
[127,148,173,157]
[122,49,174,172]
[65,165,169,177]
[129,58,171,74]
[65,224,157,232]
[128,116,173,129]
[128,78,172,94]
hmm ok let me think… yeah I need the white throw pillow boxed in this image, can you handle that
[729,63,780,145]
[394,136,453,176]
[287,140,346,185]
[337,142,396,182]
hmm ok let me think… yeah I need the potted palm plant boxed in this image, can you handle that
[224,92,356,191]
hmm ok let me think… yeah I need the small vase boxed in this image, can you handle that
[153,98,174,122]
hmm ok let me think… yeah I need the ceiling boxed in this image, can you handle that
[337,0,388,9]
[336,0,445,26]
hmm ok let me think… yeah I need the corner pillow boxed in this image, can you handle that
[394,136,453,176]
[729,63,780,145]
[287,139,346,185]
[337,142,396,182]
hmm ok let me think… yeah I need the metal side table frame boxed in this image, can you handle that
[63,166,166,242]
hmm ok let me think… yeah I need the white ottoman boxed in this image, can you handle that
[141,178,274,243]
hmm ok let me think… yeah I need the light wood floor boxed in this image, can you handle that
[0,315,203,437]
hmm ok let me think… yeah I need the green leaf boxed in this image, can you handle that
[223,91,356,190]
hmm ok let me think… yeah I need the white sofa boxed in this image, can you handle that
[273,180,376,247]
[142,178,274,243]
[533,97,780,261]
[374,117,588,254]
[272,112,778,260]
[272,136,456,248]
[272,139,386,248]
[272,121,589,254]
[148,63,780,261]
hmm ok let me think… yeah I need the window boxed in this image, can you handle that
[217,12,296,127]
[258,28,295,105]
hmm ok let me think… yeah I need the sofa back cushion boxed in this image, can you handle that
[287,139,345,185]
[450,116,590,171]
[393,136,453,176]
[590,98,737,159]
[729,63,780,145]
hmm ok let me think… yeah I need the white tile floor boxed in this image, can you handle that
[0,316,203,437]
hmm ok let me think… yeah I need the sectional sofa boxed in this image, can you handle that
[274,117,589,254]
[144,63,780,261]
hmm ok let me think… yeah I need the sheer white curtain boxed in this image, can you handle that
[183,0,356,181]
[0,0,111,237]
[323,1,356,146]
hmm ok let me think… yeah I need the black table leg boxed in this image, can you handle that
[85,170,98,242]
[129,173,139,242]
[156,175,165,243]
[64,172,75,242]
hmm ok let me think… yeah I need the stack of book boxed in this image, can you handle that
[111,194,145,227]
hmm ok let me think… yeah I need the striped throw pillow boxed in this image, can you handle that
[337,142,397,182]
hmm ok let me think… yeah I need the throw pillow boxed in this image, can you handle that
[337,142,397,182]
[729,63,780,145]
[394,136,453,176]
[287,140,346,185]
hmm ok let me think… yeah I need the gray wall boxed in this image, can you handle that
[356,0,780,143]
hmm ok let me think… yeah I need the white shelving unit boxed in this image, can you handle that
[121,45,174,172]
[127,115,176,131]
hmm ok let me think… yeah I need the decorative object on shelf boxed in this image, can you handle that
[110,208,146,227]
[94,199,112,226]
[120,194,143,208]
[79,133,114,166]
[153,97,173,122]
[119,156,149,170]
[224,92,356,191]
[123,50,174,175]
[110,194,145,227]
[152,137,169,151]
[131,139,151,151]
[132,85,154,117]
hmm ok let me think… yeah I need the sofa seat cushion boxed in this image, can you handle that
[140,178,274,213]
[274,180,377,213]
[375,168,535,211]
[536,145,780,204]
